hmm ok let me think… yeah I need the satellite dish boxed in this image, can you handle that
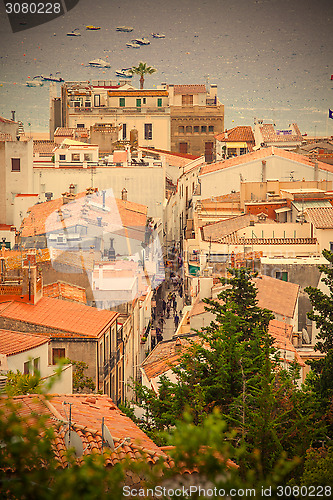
[101,421,115,451]
[64,430,84,457]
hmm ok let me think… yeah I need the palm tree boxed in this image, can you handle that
[130,62,156,89]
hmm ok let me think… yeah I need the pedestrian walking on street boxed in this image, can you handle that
[174,312,179,330]
[166,302,171,318]
[162,299,166,315]
[158,316,165,331]
[172,296,177,311]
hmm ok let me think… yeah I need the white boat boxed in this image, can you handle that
[126,42,140,49]
[115,68,133,78]
[26,80,44,87]
[116,26,133,32]
[131,37,150,45]
[67,29,81,36]
[152,33,165,38]
[89,58,111,68]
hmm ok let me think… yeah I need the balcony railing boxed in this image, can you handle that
[100,350,121,378]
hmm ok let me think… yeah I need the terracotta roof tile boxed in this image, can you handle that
[0,297,118,337]
[202,214,257,241]
[306,207,333,228]
[142,334,201,381]
[199,147,333,177]
[260,123,303,143]
[43,281,87,304]
[21,190,147,238]
[0,328,49,356]
[253,275,299,318]
[33,140,57,155]
[268,319,305,367]
[215,126,255,143]
[173,85,206,95]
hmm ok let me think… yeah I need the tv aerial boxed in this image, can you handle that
[63,401,84,458]
[101,417,131,453]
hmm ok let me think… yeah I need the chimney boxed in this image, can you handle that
[314,161,319,182]
[69,183,75,194]
[209,83,217,101]
[109,238,116,261]
[102,190,106,208]
[11,110,15,121]
[97,216,102,227]
[62,192,75,204]
[175,337,182,352]
[121,188,127,201]
[45,192,53,201]
[261,160,267,182]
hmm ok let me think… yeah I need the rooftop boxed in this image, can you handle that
[199,147,333,177]
[215,126,255,144]
[306,206,333,229]
[43,281,87,304]
[0,297,118,338]
[0,329,49,356]
[173,84,207,95]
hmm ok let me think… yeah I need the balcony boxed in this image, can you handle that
[100,350,120,378]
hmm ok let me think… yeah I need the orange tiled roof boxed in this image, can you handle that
[142,335,201,381]
[254,275,299,319]
[306,207,333,229]
[140,146,200,160]
[33,140,57,155]
[268,319,305,367]
[215,126,255,143]
[202,214,258,241]
[43,281,87,304]
[173,85,206,95]
[0,328,49,356]
[20,190,147,238]
[260,123,303,143]
[2,394,175,470]
[0,297,118,337]
[0,132,13,141]
[201,192,240,204]
[199,146,333,177]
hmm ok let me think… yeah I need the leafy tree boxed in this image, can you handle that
[70,360,95,393]
[130,62,156,89]
[5,370,42,396]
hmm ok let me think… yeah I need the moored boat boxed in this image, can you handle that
[152,33,165,38]
[89,58,111,68]
[116,26,133,32]
[86,26,101,30]
[131,37,150,45]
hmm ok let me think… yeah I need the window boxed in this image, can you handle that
[208,125,214,133]
[186,126,192,134]
[157,98,162,107]
[74,101,81,107]
[143,98,146,104]
[84,153,92,161]
[52,348,65,365]
[33,357,40,374]
[11,158,20,172]
[276,271,288,282]
[119,97,125,107]
[59,154,66,161]
[194,125,199,133]
[182,94,193,106]
[179,142,188,154]
[77,123,85,128]
[94,94,100,107]
[122,123,127,140]
[178,126,184,134]
[144,123,153,140]
[71,153,80,162]
[23,361,30,374]
[136,98,141,107]
[201,125,207,133]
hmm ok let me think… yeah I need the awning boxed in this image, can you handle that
[275,207,291,214]
[226,142,247,148]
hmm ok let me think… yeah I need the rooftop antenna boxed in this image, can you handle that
[63,401,84,459]
[101,417,131,453]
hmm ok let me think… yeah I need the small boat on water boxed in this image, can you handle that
[26,80,44,87]
[132,37,150,45]
[86,25,101,30]
[115,68,133,78]
[152,33,165,38]
[89,58,111,68]
[116,26,133,32]
[67,29,81,36]
[126,42,140,49]
[39,74,64,82]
